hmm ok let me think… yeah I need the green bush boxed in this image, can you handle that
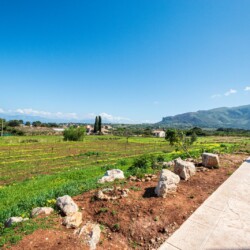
[63,127,86,141]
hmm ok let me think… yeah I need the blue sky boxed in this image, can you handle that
[0,0,250,123]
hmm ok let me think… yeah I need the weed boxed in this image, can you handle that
[98,207,108,213]
[129,186,141,191]
[112,223,120,231]
[111,210,117,216]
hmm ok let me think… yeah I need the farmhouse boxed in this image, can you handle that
[152,130,166,138]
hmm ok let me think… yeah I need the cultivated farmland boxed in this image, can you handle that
[0,135,250,248]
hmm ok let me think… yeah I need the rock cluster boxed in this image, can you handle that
[98,169,125,183]
[96,187,129,200]
[162,161,175,168]
[128,174,157,182]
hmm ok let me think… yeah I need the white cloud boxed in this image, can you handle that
[0,107,134,123]
[14,108,79,119]
[244,86,250,91]
[99,112,133,123]
[224,89,237,96]
[211,94,221,99]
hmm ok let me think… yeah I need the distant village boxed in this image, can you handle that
[0,117,166,137]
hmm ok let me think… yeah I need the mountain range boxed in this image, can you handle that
[157,105,250,129]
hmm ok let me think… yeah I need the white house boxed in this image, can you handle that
[152,130,165,138]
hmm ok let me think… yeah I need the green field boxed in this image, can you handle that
[0,135,249,227]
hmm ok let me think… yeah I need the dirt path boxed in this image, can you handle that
[10,154,247,250]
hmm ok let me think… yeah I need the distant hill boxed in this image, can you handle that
[157,105,250,129]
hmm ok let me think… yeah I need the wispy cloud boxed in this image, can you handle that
[0,108,133,123]
[211,94,221,99]
[15,108,79,119]
[100,112,132,122]
[244,86,250,91]
[224,89,237,96]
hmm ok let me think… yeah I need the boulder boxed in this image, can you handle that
[174,158,196,180]
[155,169,180,198]
[75,222,101,250]
[98,169,125,184]
[31,207,54,218]
[62,211,82,229]
[5,217,29,227]
[56,195,78,215]
[202,153,220,168]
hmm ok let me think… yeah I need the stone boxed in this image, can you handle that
[98,169,125,184]
[163,161,175,168]
[75,222,101,250]
[56,195,78,215]
[31,207,54,218]
[62,212,82,229]
[155,169,180,198]
[202,153,220,168]
[96,187,129,200]
[5,217,29,227]
[174,158,196,180]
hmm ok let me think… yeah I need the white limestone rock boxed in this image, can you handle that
[5,217,29,227]
[98,169,125,184]
[174,158,196,180]
[31,207,54,218]
[75,222,101,250]
[155,169,180,198]
[202,153,220,168]
[56,195,78,215]
[62,211,82,229]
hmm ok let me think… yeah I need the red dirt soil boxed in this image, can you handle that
[10,154,248,250]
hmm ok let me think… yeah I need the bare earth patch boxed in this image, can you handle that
[10,154,248,250]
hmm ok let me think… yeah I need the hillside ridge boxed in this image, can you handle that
[157,104,250,129]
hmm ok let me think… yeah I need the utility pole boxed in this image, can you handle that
[1,119,3,137]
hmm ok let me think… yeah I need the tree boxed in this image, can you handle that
[98,116,102,134]
[94,116,99,133]
[165,129,196,157]
[63,126,86,141]
[32,121,42,127]
[25,121,31,126]
[8,120,21,127]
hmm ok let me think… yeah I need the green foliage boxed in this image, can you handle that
[0,216,55,247]
[112,223,120,231]
[32,121,42,127]
[165,129,197,156]
[7,120,21,127]
[98,116,102,134]
[63,126,86,141]
[94,116,102,134]
[128,154,159,177]
[156,154,165,162]
[98,207,108,213]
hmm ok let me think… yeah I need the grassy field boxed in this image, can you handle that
[0,135,249,228]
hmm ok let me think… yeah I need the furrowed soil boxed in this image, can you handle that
[9,154,248,250]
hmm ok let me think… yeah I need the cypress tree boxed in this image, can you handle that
[98,116,102,134]
[94,116,99,133]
